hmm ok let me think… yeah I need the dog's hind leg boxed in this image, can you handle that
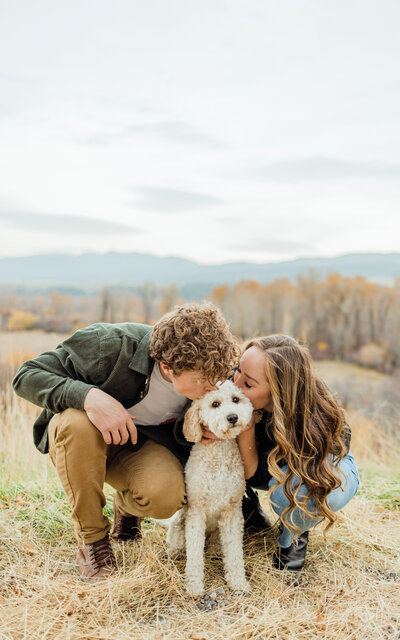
[218,504,251,593]
[184,509,207,596]
[166,508,186,557]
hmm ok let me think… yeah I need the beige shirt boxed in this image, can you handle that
[127,363,188,425]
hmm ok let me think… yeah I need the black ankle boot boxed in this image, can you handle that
[242,486,272,533]
[272,530,309,571]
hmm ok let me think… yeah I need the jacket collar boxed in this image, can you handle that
[128,327,155,376]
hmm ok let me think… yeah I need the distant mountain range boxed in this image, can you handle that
[0,252,399,297]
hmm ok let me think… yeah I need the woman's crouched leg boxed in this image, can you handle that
[268,452,360,548]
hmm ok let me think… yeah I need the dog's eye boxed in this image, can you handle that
[232,396,240,403]
[211,401,221,408]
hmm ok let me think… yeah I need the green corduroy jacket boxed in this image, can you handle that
[12,322,192,457]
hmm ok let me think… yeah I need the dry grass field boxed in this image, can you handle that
[0,332,399,640]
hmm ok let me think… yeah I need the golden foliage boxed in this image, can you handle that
[7,311,38,331]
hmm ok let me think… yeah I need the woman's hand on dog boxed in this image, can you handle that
[200,425,222,444]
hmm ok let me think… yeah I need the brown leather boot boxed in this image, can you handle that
[77,535,118,581]
[110,499,142,542]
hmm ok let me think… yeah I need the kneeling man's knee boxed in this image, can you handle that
[52,408,98,439]
[145,471,187,519]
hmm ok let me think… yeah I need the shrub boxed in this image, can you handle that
[358,343,385,369]
[6,310,38,331]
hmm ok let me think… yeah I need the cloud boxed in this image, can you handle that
[0,72,35,83]
[132,187,224,212]
[212,215,242,224]
[0,105,13,117]
[227,238,315,253]
[243,157,400,181]
[127,121,227,149]
[75,119,226,149]
[0,210,143,235]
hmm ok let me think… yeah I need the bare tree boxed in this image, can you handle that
[100,287,115,323]
[137,282,159,325]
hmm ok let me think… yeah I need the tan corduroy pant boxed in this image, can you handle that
[48,408,187,544]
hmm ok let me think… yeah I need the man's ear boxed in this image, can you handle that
[183,403,203,443]
[159,361,173,381]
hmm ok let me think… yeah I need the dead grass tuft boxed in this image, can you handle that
[1,493,399,640]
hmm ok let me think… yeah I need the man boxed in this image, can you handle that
[13,302,240,581]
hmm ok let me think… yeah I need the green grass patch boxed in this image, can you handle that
[1,466,397,551]
[357,467,400,510]
[0,479,75,541]
[0,478,155,543]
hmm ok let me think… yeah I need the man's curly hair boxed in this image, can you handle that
[149,302,240,383]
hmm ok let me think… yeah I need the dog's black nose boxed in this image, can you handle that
[226,413,238,425]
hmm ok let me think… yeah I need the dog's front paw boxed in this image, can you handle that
[228,578,251,594]
[185,577,204,597]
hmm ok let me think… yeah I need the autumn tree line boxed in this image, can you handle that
[1,274,400,372]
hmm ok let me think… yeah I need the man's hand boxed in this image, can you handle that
[83,388,137,445]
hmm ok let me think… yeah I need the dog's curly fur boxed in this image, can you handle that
[167,380,253,596]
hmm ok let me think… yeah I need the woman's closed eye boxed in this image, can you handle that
[237,367,252,388]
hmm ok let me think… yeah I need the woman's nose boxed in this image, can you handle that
[233,371,243,388]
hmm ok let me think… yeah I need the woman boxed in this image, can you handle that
[205,334,359,571]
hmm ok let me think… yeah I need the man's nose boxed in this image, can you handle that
[204,383,217,392]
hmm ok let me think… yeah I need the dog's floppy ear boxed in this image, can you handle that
[183,403,203,443]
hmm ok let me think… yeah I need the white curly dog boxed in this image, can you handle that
[167,380,253,596]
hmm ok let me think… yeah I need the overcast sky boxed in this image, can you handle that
[1,0,399,265]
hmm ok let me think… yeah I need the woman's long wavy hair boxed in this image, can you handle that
[244,334,348,539]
